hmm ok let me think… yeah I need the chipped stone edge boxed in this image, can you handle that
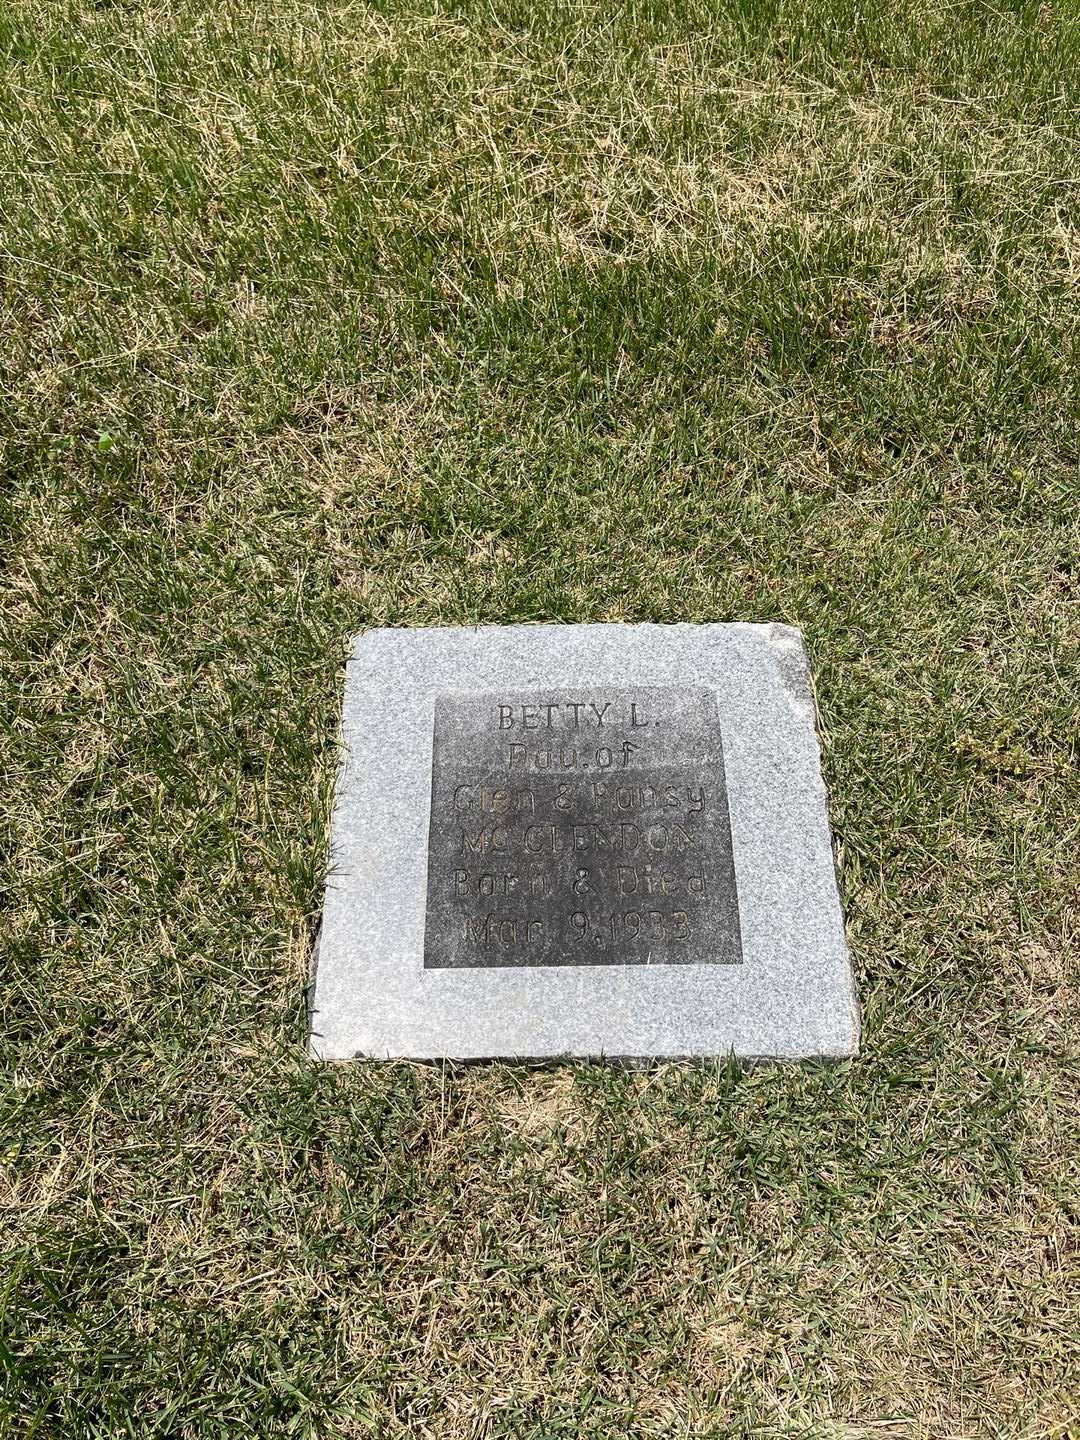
[764,623,861,1058]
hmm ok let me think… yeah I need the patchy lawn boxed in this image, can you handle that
[1,0,1077,1434]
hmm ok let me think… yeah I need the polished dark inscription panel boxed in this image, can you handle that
[423,688,742,969]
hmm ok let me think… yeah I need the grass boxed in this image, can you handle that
[1,0,1079,1433]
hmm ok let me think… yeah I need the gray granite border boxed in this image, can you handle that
[309,623,860,1062]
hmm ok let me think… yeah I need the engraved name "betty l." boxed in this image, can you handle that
[496,700,655,730]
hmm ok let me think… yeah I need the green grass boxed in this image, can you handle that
[2,0,1079,1433]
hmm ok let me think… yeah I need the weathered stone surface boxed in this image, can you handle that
[423,687,742,971]
[310,623,859,1061]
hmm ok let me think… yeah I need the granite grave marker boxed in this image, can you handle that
[310,623,859,1061]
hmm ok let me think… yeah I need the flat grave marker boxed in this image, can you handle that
[310,623,859,1061]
